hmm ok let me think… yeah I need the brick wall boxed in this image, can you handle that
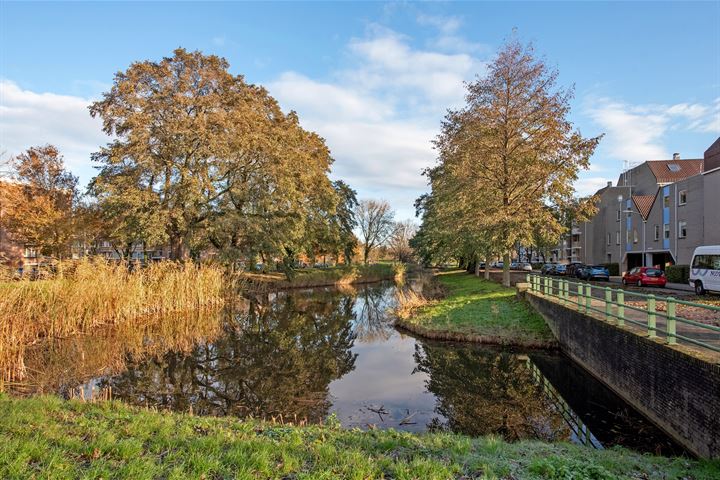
[525,292,720,458]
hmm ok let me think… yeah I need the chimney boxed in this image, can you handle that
[673,153,680,160]
[607,181,612,187]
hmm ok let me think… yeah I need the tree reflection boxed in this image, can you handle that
[353,282,395,343]
[414,342,569,441]
[99,288,358,422]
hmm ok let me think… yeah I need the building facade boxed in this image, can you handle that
[563,137,720,274]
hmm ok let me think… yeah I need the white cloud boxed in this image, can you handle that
[574,176,615,197]
[0,80,105,184]
[584,96,720,162]
[268,26,486,218]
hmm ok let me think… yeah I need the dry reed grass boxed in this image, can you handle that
[394,270,444,320]
[0,258,225,383]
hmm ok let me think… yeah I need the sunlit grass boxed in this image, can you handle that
[400,270,553,344]
[1,395,717,479]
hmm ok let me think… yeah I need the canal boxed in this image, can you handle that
[10,281,684,456]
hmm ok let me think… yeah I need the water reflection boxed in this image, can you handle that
[101,288,357,422]
[5,281,682,454]
[414,343,569,441]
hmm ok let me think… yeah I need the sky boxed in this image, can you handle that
[1,1,719,221]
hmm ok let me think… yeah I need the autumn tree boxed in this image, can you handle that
[388,219,417,263]
[329,180,359,265]
[355,199,395,264]
[425,39,601,286]
[1,145,79,259]
[89,48,338,264]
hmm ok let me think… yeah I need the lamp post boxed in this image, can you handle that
[617,195,623,270]
[619,192,646,269]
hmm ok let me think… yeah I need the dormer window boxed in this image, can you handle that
[667,163,681,172]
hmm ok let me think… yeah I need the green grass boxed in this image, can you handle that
[1,395,717,479]
[405,270,554,345]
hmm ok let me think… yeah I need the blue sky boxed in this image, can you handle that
[1,1,719,220]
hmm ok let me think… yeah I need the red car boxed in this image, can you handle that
[622,267,667,288]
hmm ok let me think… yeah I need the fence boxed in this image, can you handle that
[526,274,720,355]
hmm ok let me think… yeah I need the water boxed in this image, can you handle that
[10,281,683,455]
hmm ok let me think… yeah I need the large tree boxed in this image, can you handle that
[425,39,601,285]
[90,48,337,262]
[388,219,417,263]
[1,145,78,259]
[355,199,395,264]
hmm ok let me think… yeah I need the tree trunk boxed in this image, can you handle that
[484,255,490,280]
[474,256,481,277]
[169,235,189,261]
[502,251,511,287]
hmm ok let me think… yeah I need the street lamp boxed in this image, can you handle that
[619,193,646,268]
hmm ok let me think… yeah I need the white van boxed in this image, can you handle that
[689,245,720,295]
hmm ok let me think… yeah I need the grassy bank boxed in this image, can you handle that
[239,263,404,291]
[0,259,224,382]
[1,395,717,479]
[396,270,554,347]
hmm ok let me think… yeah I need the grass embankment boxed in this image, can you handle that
[1,396,717,480]
[0,259,224,382]
[396,270,554,347]
[240,263,404,291]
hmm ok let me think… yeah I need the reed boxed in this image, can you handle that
[0,258,225,382]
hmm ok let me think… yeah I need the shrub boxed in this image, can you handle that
[531,262,544,270]
[602,263,619,276]
[665,264,690,284]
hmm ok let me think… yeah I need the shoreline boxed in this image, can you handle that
[394,270,556,348]
[394,318,558,349]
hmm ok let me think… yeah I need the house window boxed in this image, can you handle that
[616,231,620,245]
[679,190,687,205]
[23,247,37,258]
[616,209,621,221]
[607,233,611,246]
[663,195,670,208]
[678,221,687,238]
[654,225,660,241]
[664,223,670,240]
[633,230,639,244]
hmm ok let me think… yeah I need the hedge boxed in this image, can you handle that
[602,262,620,276]
[665,264,689,284]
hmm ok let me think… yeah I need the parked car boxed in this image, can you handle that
[541,263,555,275]
[519,262,533,271]
[689,245,720,295]
[495,261,504,269]
[578,265,610,281]
[478,262,486,269]
[622,267,666,288]
[510,261,519,270]
[566,262,584,278]
[553,264,567,275]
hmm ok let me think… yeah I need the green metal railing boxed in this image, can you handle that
[526,273,720,355]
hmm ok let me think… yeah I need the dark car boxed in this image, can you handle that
[566,262,585,278]
[541,263,555,275]
[578,265,610,281]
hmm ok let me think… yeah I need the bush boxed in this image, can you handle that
[602,263,619,276]
[531,262,544,270]
[666,264,689,284]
